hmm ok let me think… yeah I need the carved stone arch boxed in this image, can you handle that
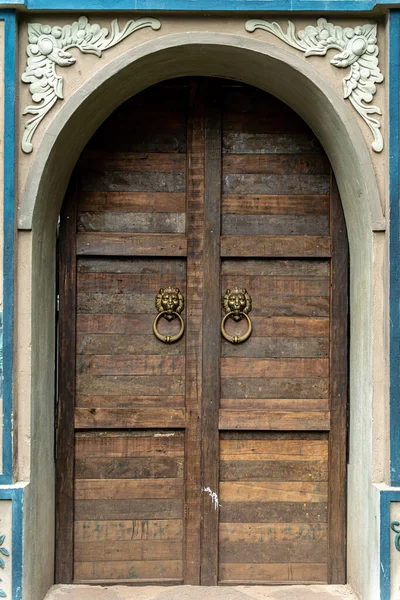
[19,32,383,600]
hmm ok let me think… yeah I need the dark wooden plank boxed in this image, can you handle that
[75,457,184,479]
[219,562,327,583]
[80,170,185,193]
[221,259,330,277]
[77,272,185,294]
[222,132,323,154]
[221,275,330,297]
[222,215,329,236]
[222,194,329,216]
[221,235,331,258]
[183,80,203,585]
[75,431,184,458]
[76,233,187,256]
[76,395,185,408]
[220,398,328,411]
[328,177,348,584]
[219,410,330,431]
[222,174,330,196]
[77,212,185,234]
[77,257,187,275]
[201,81,222,586]
[221,378,329,399]
[222,337,329,358]
[219,502,327,523]
[56,173,78,583]
[77,334,185,355]
[78,191,186,213]
[221,358,328,378]
[77,355,185,376]
[74,407,186,429]
[74,499,184,521]
[220,437,328,458]
[219,540,327,564]
[219,460,328,481]
[74,519,183,542]
[222,154,330,175]
[78,152,187,172]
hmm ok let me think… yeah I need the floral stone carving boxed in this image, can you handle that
[245,18,384,152]
[0,536,10,597]
[21,16,161,153]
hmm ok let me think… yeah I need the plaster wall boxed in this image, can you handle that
[13,15,390,600]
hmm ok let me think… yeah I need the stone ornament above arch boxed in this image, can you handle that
[245,18,384,152]
[21,16,161,153]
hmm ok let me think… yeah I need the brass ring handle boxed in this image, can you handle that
[153,311,185,344]
[221,311,252,344]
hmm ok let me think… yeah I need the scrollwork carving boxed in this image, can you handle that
[245,18,384,152]
[21,16,161,153]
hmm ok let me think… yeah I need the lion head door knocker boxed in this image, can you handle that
[221,287,253,344]
[153,286,185,344]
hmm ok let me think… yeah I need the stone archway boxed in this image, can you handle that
[17,33,383,600]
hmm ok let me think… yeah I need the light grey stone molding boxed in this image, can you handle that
[245,18,384,152]
[21,16,161,153]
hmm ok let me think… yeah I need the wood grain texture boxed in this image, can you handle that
[221,236,331,258]
[56,174,78,584]
[219,410,330,431]
[74,408,186,429]
[76,233,187,256]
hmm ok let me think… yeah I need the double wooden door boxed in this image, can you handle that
[56,77,348,586]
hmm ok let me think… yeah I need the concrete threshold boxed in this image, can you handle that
[45,585,359,600]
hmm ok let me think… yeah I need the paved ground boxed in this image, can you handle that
[45,585,359,600]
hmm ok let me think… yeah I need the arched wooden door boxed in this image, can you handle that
[56,77,348,586]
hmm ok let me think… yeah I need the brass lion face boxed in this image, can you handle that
[155,287,184,321]
[222,287,252,322]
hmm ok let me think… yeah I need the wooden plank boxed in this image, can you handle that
[78,191,186,213]
[221,275,330,297]
[221,358,328,378]
[219,482,327,503]
[328,177,348,583]
[75,478,184,500]
[218,562,327,583]
[222,174,330,196]
[222,215,329,236]
[222,154,330,175]
[55,173,77,584]
[74,499,183,521]
[222,194,329,216]
[221,259,330,277]
[238,316,329,337]
[77,257,187,275]
[76,395,185,408]
[74,540,183,561]
[76,376,184,396]
[219,541,327,564]
[74,559,183,581]
[219,502,327,523]
[221,378,329,399]
[78,212,185,234]
[75,431,184,458]
[80,170,185,193]
[78,152,187,172]
[76,313,180,335]
[77,293,168,314]
[222,337,329,358]
[183,79,203,585]
[220,431,328,441]
[77,334,186,355]
[219,522,327,543]
[220,460,328,481]
[76,233,187,256]
[77,355,185,376]
[74,408,186,429]
[74,519,183,542]
[220,438,328,459]
[222,132,323,154]
[221,235,331,258]
[220,398,329,411]
[219,410,330,431]
[201,79,222,586]
[75,457,184,480]
[77,272,185,294]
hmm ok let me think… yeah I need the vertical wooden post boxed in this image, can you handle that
[55,174,78,583]
[328,174,349,583]
[201,80,222,586]
[184,79,205,584]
